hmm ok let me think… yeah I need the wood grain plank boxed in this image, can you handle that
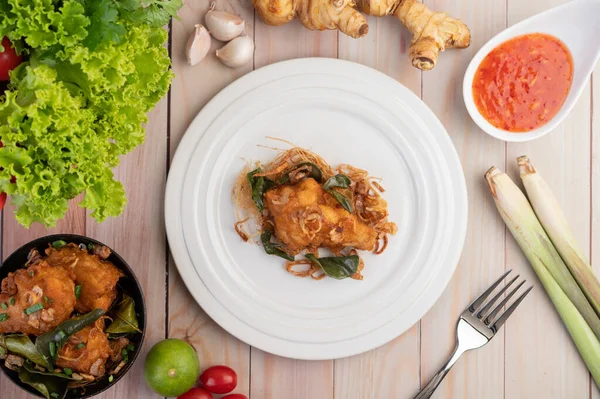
[254,22,338,67]
[249,20,337,399]
[592,66,600,399]
[168,0,254,396]
[419,0,507,398]
[334,15,421,399]
[82,93,168,398]
[503,1,592,398]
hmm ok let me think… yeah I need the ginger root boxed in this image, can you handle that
[253,0,368,38]
[356,0,471,70]
[253,0,471,70]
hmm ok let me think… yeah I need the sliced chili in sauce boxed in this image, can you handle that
[472,33,573,132]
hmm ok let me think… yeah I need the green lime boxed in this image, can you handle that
[143,338,200,397]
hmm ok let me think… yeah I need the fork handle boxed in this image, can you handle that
[413,346,466,399]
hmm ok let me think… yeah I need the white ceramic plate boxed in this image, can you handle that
[166,58,468,360]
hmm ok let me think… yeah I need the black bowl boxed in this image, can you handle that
[0,234,147,399]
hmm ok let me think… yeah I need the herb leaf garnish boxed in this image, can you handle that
[261,231,294,261]
[247,168,276,212]
[323,174,353,212]
[305,254,359,280]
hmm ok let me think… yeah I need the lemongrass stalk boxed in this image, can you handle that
[485,167,600,341]
[534,252,600,387]
[518,155,600,317]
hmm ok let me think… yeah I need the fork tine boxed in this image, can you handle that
[489,286,533,332]
[468,269,512,312]
[484,281,526,324]
[475,275,520,319]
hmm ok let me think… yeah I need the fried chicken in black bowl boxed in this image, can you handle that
[0,234,146,399]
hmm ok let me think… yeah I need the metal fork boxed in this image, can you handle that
[414,270,532,399]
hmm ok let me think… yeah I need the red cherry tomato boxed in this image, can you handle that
[0,37,22,81]
[0,192,6,211]
[221,395,248,399]
[177,387,213,399]
[199,365,237,394]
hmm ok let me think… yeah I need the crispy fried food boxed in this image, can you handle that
[0,261,76,335]
[45,244,123,313]
[265,178,377,253]
[57,319,111,377]
[108,337,130,363]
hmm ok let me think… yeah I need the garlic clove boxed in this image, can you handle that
[186,24,211,66]
[205,3,245,42]
[216,36,254,68]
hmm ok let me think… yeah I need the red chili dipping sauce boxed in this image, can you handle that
[472,33,573,132]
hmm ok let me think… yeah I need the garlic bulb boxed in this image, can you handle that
[186,24,211,66]
[216,36,254,68]
[205,3,245,42]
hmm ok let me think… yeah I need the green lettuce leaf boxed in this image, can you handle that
[0,0,176,227]
[0,1,89,51]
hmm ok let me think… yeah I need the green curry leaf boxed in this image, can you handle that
[328,190,353,213]
[323,174,351,190]
[23,361,75,380]
[261,231,294,261]
[18,367,68,399]
[322,174,353,212]
[305,254,359,280]
[247,168,276,212]
[5,334,51,369]
[106,294,141,337]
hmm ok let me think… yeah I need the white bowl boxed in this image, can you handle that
[463,0,600,142]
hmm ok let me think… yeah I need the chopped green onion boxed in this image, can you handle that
[49,298,54,304]
[52,240,67,249]
[63,368,73,376]
[29,270,34,277]
[1,303,6,310]
[57,330,66,339]
[75,285,81,299]
[126,344,135,351]
[76,343,85,350]
[43,296,49,304]
[50,393,59,399]
[108,375,114,383]
[24,303,44,315]
[49,341,56,357]
[88,243,94,251]
[122,348,129,363]
[9,297,15,306]
[0,313,8,322]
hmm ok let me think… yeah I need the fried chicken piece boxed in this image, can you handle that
[45,244,124,313]
[264,178,378,253]
[0,261,76,335]
[57,319,111,377]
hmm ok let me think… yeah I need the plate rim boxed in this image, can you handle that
[165,57,468,360]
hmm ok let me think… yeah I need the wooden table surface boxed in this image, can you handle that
[1,0,599,397]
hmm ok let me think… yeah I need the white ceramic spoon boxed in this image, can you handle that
[463,0,600,142]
